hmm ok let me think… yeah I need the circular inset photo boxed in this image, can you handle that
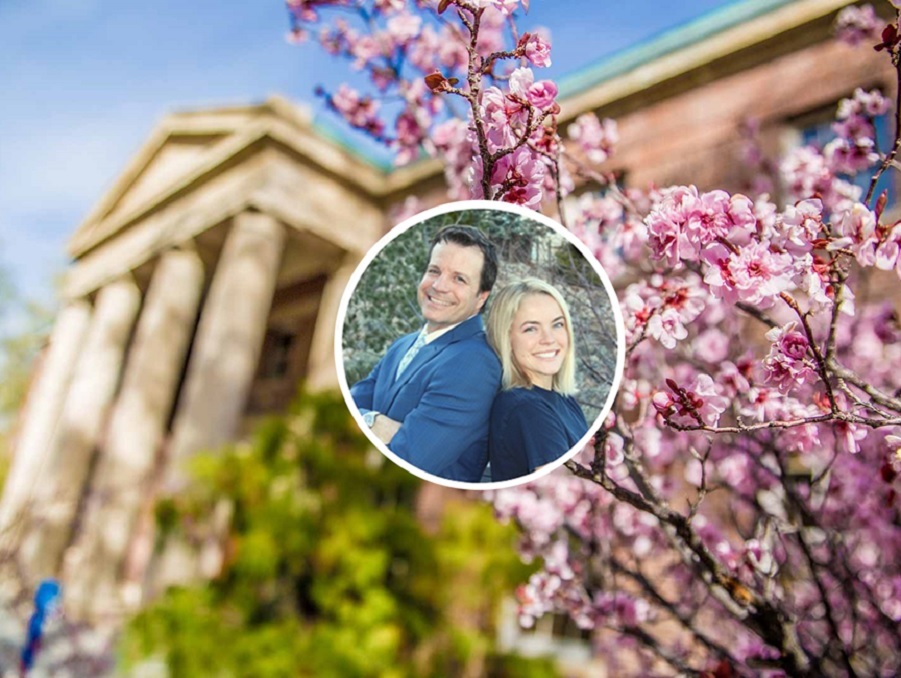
[336,200,625,489]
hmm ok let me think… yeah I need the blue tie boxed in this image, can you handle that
[396,332,426,380]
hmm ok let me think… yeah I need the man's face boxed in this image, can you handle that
[417,241,489,333]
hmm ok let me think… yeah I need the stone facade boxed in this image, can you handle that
[0,0,894,624]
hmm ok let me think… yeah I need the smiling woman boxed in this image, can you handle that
[486,278,588,482]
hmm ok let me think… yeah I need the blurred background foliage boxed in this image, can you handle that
[0,260,53,486]
[342,208,618,423]
[122,391,558,677]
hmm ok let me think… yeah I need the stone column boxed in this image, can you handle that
[0,300,92,548]
[306,256,358,391]
[157,212,284,586]
[21,277,141,578]
[63,248,204,617]
[167,212,285,469]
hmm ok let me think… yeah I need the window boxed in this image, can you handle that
[788,96,896,209]
[259,329,295,379]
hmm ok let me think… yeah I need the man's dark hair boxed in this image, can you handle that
[428,225,498,294]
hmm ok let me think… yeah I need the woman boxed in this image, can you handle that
[486,278,588,481]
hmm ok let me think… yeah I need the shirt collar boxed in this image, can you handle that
[421,313,478,344]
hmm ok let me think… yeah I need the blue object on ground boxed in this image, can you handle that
[20,578,61,672]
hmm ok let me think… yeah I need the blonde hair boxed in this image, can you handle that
[486,278,577,395]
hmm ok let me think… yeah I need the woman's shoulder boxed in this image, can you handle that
[492,387,557,419]
[494,386,542,404]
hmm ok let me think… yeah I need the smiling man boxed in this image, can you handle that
[350,225,501,482]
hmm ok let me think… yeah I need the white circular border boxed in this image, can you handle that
[335,199,626,490]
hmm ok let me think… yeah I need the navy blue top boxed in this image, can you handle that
[488,386,589,482]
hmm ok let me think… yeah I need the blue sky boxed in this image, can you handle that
[0,0,738,325]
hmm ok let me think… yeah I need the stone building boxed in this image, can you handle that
[0,0,894,624]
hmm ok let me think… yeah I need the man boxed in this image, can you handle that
[351,225,501,482]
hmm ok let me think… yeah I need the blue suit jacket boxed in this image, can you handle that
[350,314,501,482]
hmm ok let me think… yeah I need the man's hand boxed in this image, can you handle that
[371,414,402,444]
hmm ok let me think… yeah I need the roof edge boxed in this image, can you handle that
[557,0,799,99]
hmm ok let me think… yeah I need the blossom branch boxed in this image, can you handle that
[607,555,742,667]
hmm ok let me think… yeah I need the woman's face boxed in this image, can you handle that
[509,293,568,389]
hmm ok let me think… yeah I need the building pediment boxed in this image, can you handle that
[67,96,398,260]
[62,99,399,299]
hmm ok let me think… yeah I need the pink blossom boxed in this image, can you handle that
[386,13,422,44]
[567,113,617,164]
[523,32,551,67]
[740,386,784,422]
[832,114,875,144]
[619,378,650,411]
[838,87,891,119]
[653,374,728,427]
[764,322,814,393]
[526,79,557,110]
[825,136,880,175]
[645,187,756,267]
[392,109,425,165]
[773,199,823,255]
[771,323,809,361]
[569,195,610,258]
[860,89,891,117]
[430,117,476,200]
[687,374,730,426]
[794,253,834,311]
[437,28,469,70]
[875,222,901,278]
[470,0,524,15]
[374,0,405,13]
[317,25,342,56]
[717,454,751,489]
[605,433,625,471]
[494,489,564,543]
[726,241,795,305]
[621,283,654,342]
[645,185,702,267]
[780,145,861,209]
[409,24,466,72]
[593,591,651,628]
[703,241,795,308]
[778,418,822,456]
[646,308,687,350]
[508,66,534,98]
[717,360,751,398]
[834,420,869,454]
[683,189,756,248]
[286,0,319,23]
[829,201,879,266]
[351,33,385,68]
[694,328,729,363]
[329,84,385,137]
[620,276,706,348]
[479,87,519,152]
[834,4,879,46]
[407,25,444,73]
[661,277,706,323]
[286,27,308,44]
[489,146,545,208]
